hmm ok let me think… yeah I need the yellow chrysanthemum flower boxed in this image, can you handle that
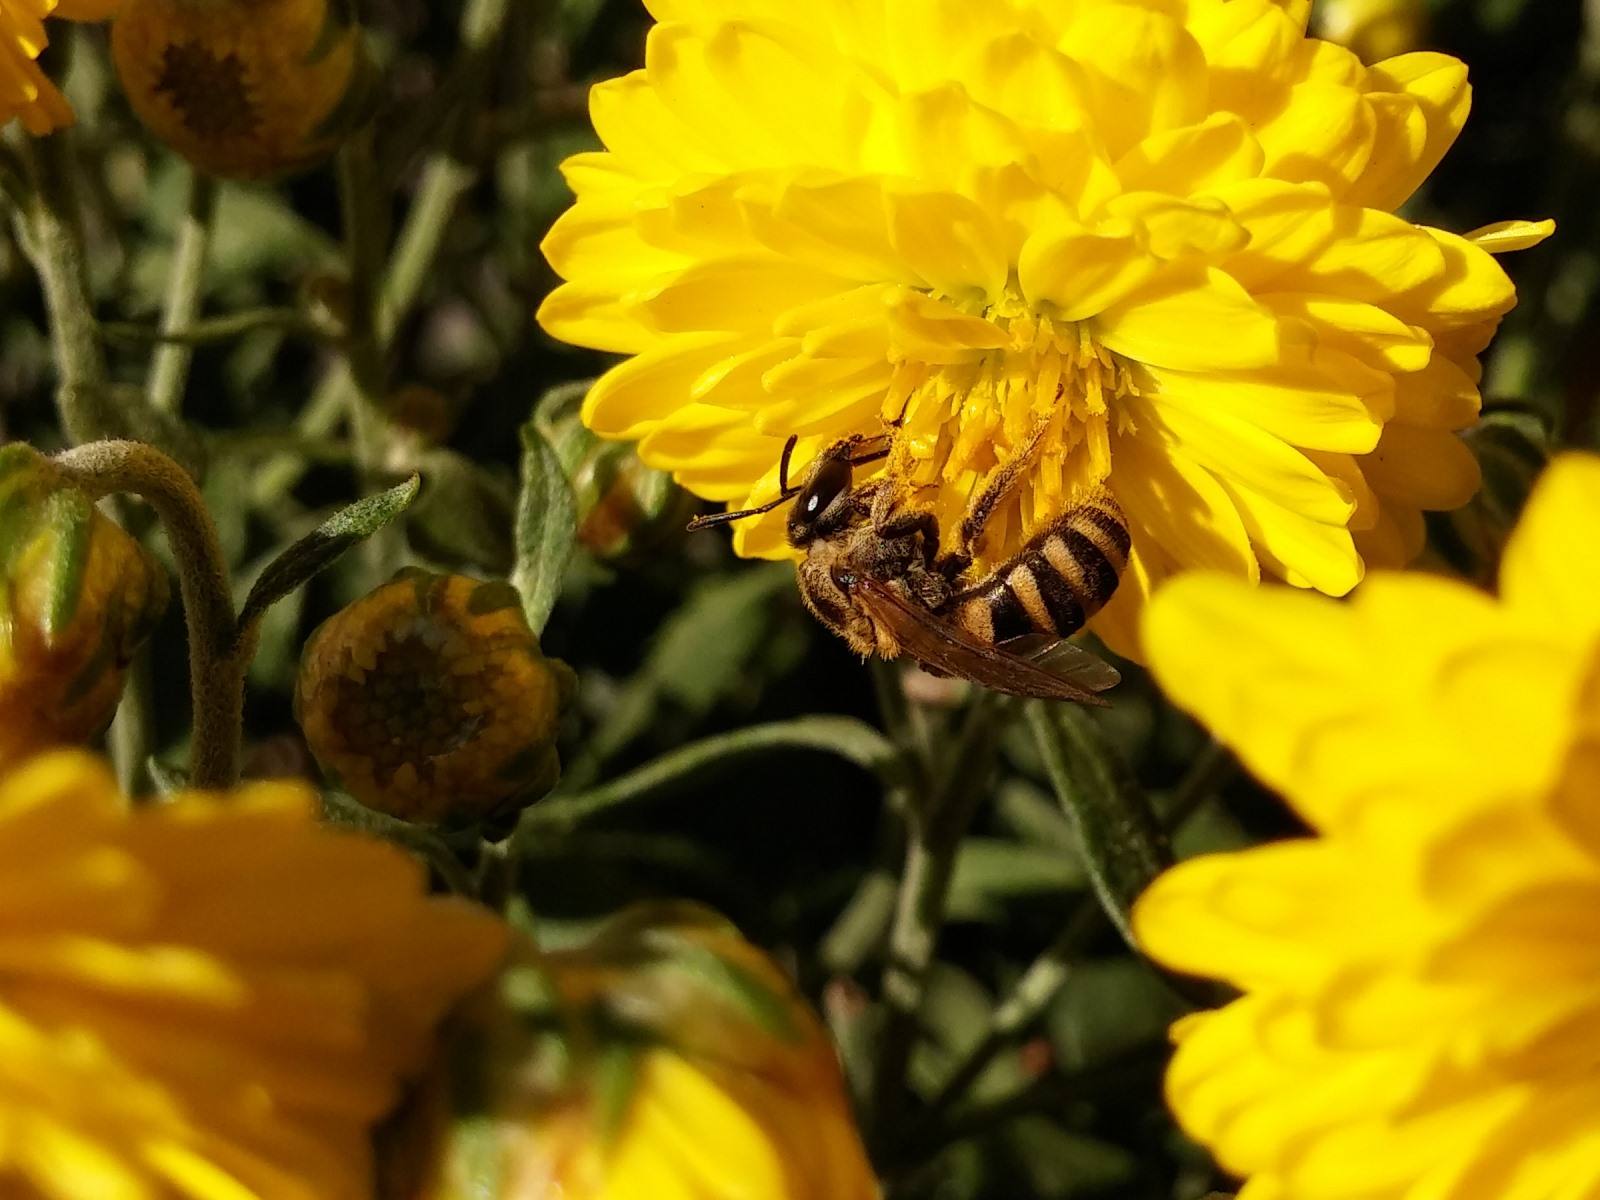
[1,0,120,132]
[111,0,364,179]
[0,749,507,1200]
[409,905,877,1200]
[536,0,1552,654]
[1132,452,1600,1200]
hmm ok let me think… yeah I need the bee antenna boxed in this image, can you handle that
[685,491,797,532]
[777,435,799,493]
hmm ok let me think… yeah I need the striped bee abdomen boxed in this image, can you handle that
[951,494,1130,646]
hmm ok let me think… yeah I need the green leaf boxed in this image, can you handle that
[511,418,578,636]
[238,475,420,634]
[1026,703,1170,948]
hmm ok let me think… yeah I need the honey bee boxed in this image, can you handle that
[688,429,1127,704]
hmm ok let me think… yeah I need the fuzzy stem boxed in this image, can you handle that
[147,171,218,415]
[12,131,118,444]
[52,440,244,789]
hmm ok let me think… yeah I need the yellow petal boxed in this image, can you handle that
[1112,433,1260,579]
[582,334,751,439]
[1018,223,1160,322]
[1114,112,1266,195]
[1357,51,1472,211]
[1255,82,1375,193]
[1361,424,1480,511]
[1059,4,1208,158]
[1142,349,1389,454]
[1463,219,1556,254]
[1095,266,1282,371]
[1498,452,1600,641]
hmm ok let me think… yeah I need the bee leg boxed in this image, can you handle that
[867,485,941,557]
[957,415,1053,559]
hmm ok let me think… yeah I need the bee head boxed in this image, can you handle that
[785,449,855,547]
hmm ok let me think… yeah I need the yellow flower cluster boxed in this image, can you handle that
[1135,453,1600,1200]
[414,905,877,1200]
[0,751,507,1200]
[538,0,1549,654]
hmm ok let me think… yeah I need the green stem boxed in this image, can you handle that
[147,171,218,415]
[871,691,1008,1138]
[12,131,118,444]
[52,440,244,790]
[103,307,324,347]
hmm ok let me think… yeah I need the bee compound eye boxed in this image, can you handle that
[800,456,852,517]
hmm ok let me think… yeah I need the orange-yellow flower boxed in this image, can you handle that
[0,750,508,1200]
[537,0,1551,656]
[1134,453,1600,1199]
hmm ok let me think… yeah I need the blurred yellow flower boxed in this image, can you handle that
[0,443,168,767]
[0,750,507,1200]
[1134,452,1600,1200]
[110,0,364,179]
[1,0,120,132]
[536,0,1551,655]
[411,905,878,1200]
[295,571,574,826]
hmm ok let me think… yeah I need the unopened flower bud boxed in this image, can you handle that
[294,570,574,825]
[111,0,370,179]
[0,444,169,765]
[399,904,876,1200]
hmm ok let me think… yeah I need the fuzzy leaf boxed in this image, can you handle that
[239,475,420,633]
[512,418,578,635]
[1026,703,1170,948]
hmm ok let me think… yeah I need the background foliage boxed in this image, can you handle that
[1,0,1589,1194]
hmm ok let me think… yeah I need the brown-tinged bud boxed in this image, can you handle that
[539,389,694,564]
[0,444,169,766]
[294,570,574,826]
[392,904,877,1200]
[111,0,373,179]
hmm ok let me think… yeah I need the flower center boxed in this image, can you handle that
[881,301,1137,567]
[155,42,259,141]
[327,624,499,783]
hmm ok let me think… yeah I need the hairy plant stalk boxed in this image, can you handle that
[11,132,118,444]
[53,440,245,789]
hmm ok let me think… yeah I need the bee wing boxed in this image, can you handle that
[854,577,1116,705]
[998,634,1123,694]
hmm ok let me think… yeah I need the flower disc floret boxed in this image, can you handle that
[1133,453,1600,1200]
[537,0,1551,654]
[295,570,574,826]
[0,750,507,1200]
